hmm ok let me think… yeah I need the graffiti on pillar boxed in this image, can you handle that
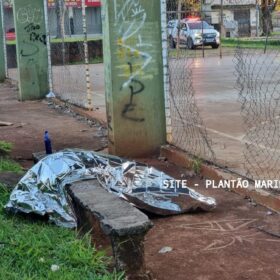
[121,62,145,122]
[16,5,46,59]
[20,41,39,57]
[17,5,43,25]
[114,0,153,122]
[24,23,47,45]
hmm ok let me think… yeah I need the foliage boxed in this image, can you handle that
[0,141,13,155]
[192,157,202,174]
[0,183,124,280]
[222,37,280,49]
[0,158,22,173]
[0,141,22,173]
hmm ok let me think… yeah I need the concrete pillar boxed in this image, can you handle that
[101,0,166,157]
[13,0,48,100]
[0,2,5,82]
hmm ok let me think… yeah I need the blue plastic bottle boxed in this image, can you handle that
[44,131,53,154]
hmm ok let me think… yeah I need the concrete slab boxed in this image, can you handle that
[68,180,153,279]
[68,180,152,236]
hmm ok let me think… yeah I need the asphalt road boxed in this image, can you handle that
[7,47,280,179]
[170,48,280,179]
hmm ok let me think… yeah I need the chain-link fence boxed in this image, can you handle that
[1,0,103,109]
[47,0,103,108]
[2,1,17,81]
[164,0,280,189]
[2,0,280,189]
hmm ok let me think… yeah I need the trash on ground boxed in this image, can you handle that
[46,92,56,98]
[6,149,216,228]
[51,264,60,272]
[0,121,13,126]
[158,246,173,254]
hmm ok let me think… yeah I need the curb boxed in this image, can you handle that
[4,78,107,127]
[51,98,107,128]
[160,145,280,213]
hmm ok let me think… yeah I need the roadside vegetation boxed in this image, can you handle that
[0,141,22,173]
[222,37,280,50]
[0,141,124,280]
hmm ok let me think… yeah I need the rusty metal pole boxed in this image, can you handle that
[82,0,93,110]
[0,0,6,82]
[176,0,182,58]
[256,0,259,37]
[220,0,224,59]
[201,1,205,58]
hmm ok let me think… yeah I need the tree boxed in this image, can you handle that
[55,0,65,38]
[167,0,202,19]
[260,0,278,35]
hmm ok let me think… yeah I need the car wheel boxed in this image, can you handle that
[211,44,219,49]
[169,36,176,49]
[187,37,195,50]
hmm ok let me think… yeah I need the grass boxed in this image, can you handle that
[6,35,103,46]
[168,37,280,57]
[0,158,23,173]
[0,140,123,279]
[192,157,202,175]
[222,37,280,49]
[0,141,22,173]
[0,183,124,280]
[68,56,103,65]
[0,141,13,155]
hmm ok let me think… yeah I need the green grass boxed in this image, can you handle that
[0,141,13,155]
[0,158,23,173]
[51,35,103,43]
[6,35,103,45]
[0,140,123,279]
[68,56,103,65]
[222,37,280,49]
[0,140,22,173]
[0,183,124,280]
[192,157,202,175]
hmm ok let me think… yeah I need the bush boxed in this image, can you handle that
[0,141,13,156]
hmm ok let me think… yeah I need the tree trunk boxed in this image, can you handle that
[55,0,65,38]
[261,0,274,35]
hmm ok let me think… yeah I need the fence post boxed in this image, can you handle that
[161,0,172,143]
[101,0,166,157]
[220,0,224,59]
[82,0,93,110]
[13,0,49,100]
[43,0,55,97]
[0,0,5,82]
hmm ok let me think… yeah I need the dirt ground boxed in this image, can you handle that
[0,82,279,280]
[0,82,107,168]
[143,159,280,280]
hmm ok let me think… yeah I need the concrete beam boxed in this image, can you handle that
[101,0,166,157]
[68,180,153,279]
[13,0,48,100]
[0,2,5,82]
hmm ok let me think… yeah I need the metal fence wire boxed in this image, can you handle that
[2,1,17,80]
[47,0,102,109]
[165,0,280,188]
[1,0,103,109]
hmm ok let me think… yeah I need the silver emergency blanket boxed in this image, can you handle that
[6,149,216,228]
